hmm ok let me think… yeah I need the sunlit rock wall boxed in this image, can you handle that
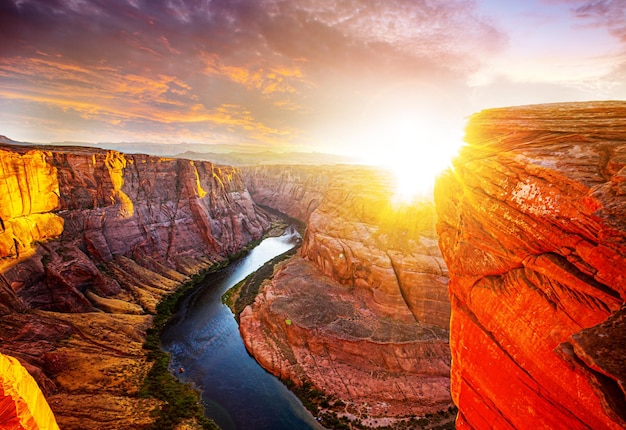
[0,142,271,428]
[0,352,59,430]
[244,164,451,326]
[435,101,626,429]
[0,148,64,262]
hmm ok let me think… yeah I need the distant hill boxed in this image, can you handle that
[176,150,357,166]
[0,135,357,165]
[0,135,24,145]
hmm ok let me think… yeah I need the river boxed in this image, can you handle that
[160,226,324,430]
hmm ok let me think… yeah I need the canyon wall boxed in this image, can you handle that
[435,101,626,429]
[0,143,270,428]
[243,164,332,221]
[241,165,453,424]
[244,165,450,326]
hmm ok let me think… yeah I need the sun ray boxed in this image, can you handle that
[359,109,464,203]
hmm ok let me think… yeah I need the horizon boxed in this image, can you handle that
[1,0,625,160]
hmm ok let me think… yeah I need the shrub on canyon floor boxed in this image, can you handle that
[140,267,223,430]
[141,351,217,429]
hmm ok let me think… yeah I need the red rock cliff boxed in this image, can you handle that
[435,101,626,429]
[243,164,332,221]
[244,165,451,326]
[240,165,453,426]
[0,142,270,428]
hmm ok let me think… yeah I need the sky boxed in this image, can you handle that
[0,0,625,158]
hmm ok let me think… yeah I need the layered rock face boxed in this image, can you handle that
[300,169,450,327]
[243,164,332,221]
[0,352,59,430]
[241,165,453,422]
[435,101,626,429]
[0,143,270,428]
[244,165,451,326]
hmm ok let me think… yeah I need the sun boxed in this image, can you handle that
[362,111,464,203]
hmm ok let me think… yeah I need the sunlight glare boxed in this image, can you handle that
[361,111,464,203]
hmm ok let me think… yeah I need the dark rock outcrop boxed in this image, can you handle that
[435,101,626,429]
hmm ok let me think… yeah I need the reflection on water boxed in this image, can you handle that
[161,226,323,430]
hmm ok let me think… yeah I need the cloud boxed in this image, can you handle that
[0,0,508,147]
[572,0,626,42]
[547,0,626,43]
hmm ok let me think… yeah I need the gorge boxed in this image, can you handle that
[0,143,271,428]
[1,100,625,430]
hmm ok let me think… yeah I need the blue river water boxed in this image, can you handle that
[160,226,324,430]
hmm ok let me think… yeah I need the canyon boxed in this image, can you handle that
[242,166,453,424]
[435,101,626,429]
[0,143,270,428]
[1,99,625,430]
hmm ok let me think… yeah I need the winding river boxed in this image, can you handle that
[160,226,324,430]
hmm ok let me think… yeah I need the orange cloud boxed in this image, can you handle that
[0,55,298,145]
[202,53,310,97]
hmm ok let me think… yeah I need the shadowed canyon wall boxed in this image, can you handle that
[242,165,453,423]
[0,143,270,428]
[435,101,626,429]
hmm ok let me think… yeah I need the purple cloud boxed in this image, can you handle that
[0,0,506,146]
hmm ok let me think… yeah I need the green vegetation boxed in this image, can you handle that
[140,215,297,429]
[140,350,218,429]
[281,375,458,430]
[222,246,299,320]
[281,379,354,429]
[140,268,225,430]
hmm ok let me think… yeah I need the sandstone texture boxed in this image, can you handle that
[0,351,59,430]
[241,165,453,422]
[245,165,451,327]
[435,101,626,429]
[240,257,451,418]
[243,164,332,221]
[0,142,270,428]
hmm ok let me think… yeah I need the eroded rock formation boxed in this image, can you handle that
[240,257,451,420]
[0,351,59,430]
[241,165,453,424]
[244,165,450,326]
[243,164,332,221]
[435,101,626,429]
[0,142,270,428]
